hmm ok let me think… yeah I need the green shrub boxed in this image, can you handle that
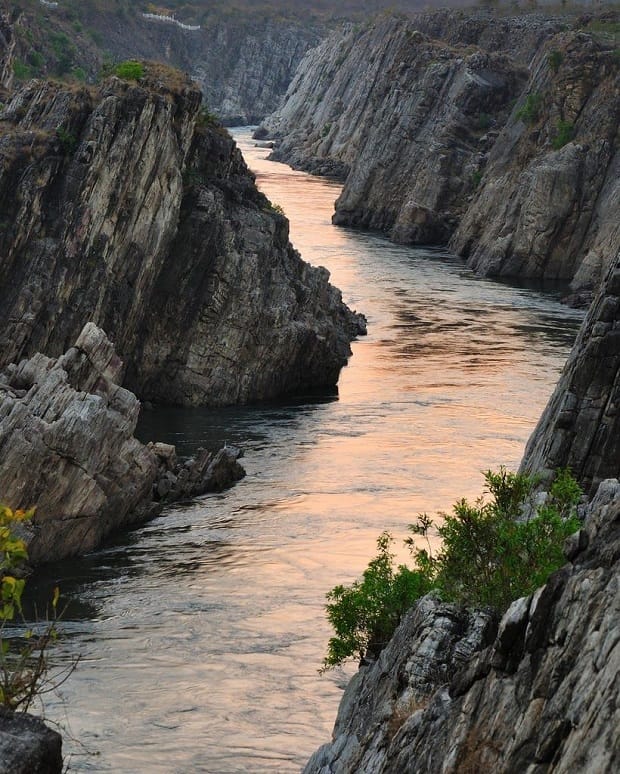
[113,60,144,81]
[56,127,77,155]
[12,60,32,81]
[322,533,432,671]
[516,92,543,125]
[322,468,581,669]
[0,504,75,712]
[551,120,574,150]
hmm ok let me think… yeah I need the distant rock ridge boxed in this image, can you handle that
[259,11,619,292]
[0,66,364,407]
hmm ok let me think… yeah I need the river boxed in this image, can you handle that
[33,128,583,772]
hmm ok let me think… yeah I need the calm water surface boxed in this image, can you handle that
[34,128,583,772]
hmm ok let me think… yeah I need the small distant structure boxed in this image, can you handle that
[142,13,200,31]
[40,0,59,7]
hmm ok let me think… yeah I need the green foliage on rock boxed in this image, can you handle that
[547,49,564,72]
[322,532,432,672]
[323,468,582,670]
[113,60,145,81]
[0,504,72,712]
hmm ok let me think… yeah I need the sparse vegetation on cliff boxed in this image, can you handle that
[323,468,582,669]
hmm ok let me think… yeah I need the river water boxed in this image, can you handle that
[33,128,583,772]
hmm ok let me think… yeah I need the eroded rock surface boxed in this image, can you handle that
[305,479,620,774]
[0,324,245,563]
[0,67,363,406]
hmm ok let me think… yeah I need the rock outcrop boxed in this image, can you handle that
[0,706,62,774]
[0,324,245,563]
[0,12,15,92]
[521,256,620,496]
[260,12,619,290]
[0,66,364,407]
[305,478,620,774]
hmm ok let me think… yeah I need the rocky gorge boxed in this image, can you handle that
[259,11,619,294]
[0,56,364,561]
[0,6,618,774]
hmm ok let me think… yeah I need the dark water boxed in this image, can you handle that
[32,128,583,772]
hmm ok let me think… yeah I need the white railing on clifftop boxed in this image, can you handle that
[142,13,200,31]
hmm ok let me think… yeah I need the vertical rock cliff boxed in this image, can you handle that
[451,32,620,291]
[0,66,364,406]
[260,11,619,290]
[521,256,620,496]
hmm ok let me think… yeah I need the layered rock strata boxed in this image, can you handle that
[305,478,620,774]
[0,324,244,563]
[521,256,620,496]
[260,13,619,290]
[0,67,364,406]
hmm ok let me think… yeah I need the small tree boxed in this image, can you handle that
[322,469,582,670]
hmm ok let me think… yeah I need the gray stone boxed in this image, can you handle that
[0,707,62,774]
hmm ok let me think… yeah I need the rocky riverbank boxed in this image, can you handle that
[259,10,619,292]
[305,477,619,774]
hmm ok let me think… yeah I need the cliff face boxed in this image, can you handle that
[305,478,619,774]
[451,33,620,290]
[260,12,619,290]
[520,256,620,496]
[0,68,363,406]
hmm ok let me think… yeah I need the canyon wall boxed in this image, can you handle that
[261,12,619,291]
[520,255,620,496]
[0,66,363,407]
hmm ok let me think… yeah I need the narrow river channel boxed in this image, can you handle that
[33,128,583,772]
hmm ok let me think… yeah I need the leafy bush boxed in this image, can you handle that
[322,533,432,671]
[551,120,574,150]
[323,468,581,669]
[516,93,543,125]
[12,60,32,81]
[113,60,144,81]
[0,504,74,711]
[56,127,77,155]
